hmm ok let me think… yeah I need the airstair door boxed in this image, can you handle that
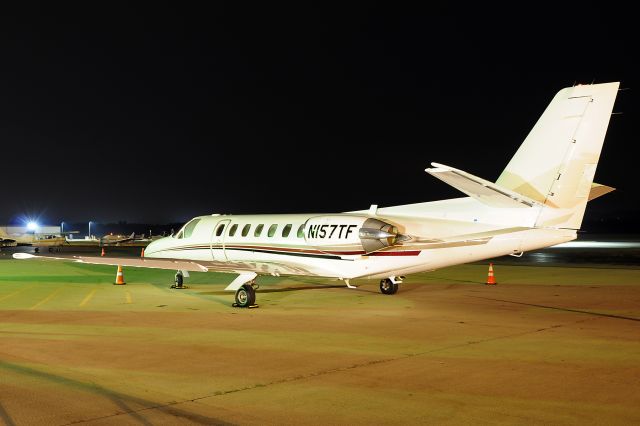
[210,219,231,261]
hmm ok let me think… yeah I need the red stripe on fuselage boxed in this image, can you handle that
[166,243,420,257]
[368,250,421,256]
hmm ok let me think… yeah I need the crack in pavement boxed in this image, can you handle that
[469,296,640,322]
[179,317,588,402]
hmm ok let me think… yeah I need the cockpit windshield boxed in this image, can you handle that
[174,218,201,239]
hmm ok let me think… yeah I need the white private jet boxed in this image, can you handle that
[15,82,620,307]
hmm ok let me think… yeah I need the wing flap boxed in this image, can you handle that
[426,162,541,208]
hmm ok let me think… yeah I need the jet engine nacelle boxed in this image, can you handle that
[304,215,399,254]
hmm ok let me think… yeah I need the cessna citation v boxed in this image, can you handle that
[15,82,620,307]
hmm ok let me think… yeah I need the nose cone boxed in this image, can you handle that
[144,237,170,257]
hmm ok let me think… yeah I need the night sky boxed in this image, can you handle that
[1,6,637,229]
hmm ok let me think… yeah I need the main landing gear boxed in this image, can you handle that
[379,278,398,295]
[234,281,259,308]
[171,270,189,289]
[379,276,405,295]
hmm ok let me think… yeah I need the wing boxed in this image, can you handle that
[12,253,314,282]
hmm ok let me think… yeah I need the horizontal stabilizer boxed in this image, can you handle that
[588,183,615,201]
[426,163,541,208]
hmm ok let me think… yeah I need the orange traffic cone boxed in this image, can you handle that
[486,263,497,285]
[101,247,105,257]
[113,265,126,285]
[141,248,145,258]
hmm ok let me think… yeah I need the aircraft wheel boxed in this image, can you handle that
[34,247,40,253]
[380,278,398,295]
[235,284,256,307]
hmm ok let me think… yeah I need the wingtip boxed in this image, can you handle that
[13,253,36,259]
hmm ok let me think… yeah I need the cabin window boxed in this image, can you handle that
[296,224,305,238]
[268,224,278,237]
[215,223,226,237]
[183,219,201,238]
[241,224,251,237]
[175,230,184,239]
[228,224,238,237]
[282,224,292,238]
[254,224,264,237]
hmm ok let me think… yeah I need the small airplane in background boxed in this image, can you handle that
[1,226,78,252]
[16,82,620,307]
[100,232,137,246]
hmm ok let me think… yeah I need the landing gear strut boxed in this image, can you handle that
[234,284,256,308]
[171,270,188,289]
[379,278,399,295]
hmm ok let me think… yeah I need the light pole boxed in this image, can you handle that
[61,221,64,234]
[88,221,93,239]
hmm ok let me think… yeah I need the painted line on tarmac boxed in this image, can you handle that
[471,296,640,322]
[0,289,28,304]
[29,288,64,310]
[125,291,132,304]
[79,289,98,307]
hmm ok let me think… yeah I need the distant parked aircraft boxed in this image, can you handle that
[0,227,77,251]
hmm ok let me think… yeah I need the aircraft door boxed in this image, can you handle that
[210,219,231,261]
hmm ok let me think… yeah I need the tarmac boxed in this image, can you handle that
[0,248,639,425]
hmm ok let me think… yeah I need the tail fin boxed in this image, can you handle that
[496,82,619,229]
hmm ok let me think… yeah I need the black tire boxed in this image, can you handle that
[175,273,184,288]
[235,284,256,307]
[380,279,398,295]
[34,247,39,253]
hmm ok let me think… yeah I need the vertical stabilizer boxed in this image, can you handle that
[496,82,619,229]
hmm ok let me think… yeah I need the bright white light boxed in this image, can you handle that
[27,221,39,231]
